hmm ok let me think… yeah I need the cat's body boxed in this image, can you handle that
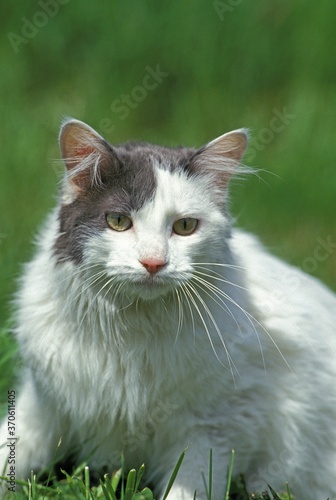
[1,119,336,499]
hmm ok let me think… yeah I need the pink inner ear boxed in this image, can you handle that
[64,145,96,172]
[74,146,95,159]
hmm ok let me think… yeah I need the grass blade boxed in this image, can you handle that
[202,449,213,500]
[268,484,281,499]
[225,449,235,500]
[125,469,137,500]
[133,487,154,500]
[101,476,118,500]
[134,464,146,493]
[111,468,122,492]
[45,437,63,487]
[99,468,121,500]
[121,454,125,500]
[285,482,292,500]
[208,449,213,500]
[85,465,90,500]
[162,449,186,500]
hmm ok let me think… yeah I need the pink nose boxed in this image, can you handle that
[140,258,167,274]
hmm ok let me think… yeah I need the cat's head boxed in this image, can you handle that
[55,119,247,301]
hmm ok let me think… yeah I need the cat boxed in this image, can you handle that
[0,118,336,499]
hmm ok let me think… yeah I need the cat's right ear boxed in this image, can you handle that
[59,118,117,195]
[190,129,248,179]
[187,129,249,204]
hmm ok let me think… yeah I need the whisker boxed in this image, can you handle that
[173,289,184,345]
[193,269,249,292]
[183,281,239,383]
[179,283,196,344]
[191,274,251,336]
[181,283,224,366]
[192,274,266,370]
[75,270,108,298]
[77,276,116,330]
[192,274,294,374]
[193,262,247,272]
[35,266,109,348]
[191,275,242,333]
[56,263,107,305]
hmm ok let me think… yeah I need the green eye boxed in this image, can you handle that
[106,213,132,232]
[173,218,198,236]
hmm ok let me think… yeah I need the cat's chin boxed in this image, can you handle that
[131,282,172,301]
[126,277,175,301]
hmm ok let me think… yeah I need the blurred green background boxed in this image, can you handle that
[0,1,335,395]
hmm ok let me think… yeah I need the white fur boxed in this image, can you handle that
[1,165,336,499]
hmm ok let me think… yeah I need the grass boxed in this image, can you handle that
[0,448,294,499]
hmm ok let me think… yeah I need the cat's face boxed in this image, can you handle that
[55,119,247,301]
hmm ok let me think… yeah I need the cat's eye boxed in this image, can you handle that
[106,213,132,232]
[173,218,198,236]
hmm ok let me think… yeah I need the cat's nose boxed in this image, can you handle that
[139,258,167,274]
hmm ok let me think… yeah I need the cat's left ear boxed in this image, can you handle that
[189,129,248,189]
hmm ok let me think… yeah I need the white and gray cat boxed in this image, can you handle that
[1,119,336,499]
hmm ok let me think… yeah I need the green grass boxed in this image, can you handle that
[0,449,294,499]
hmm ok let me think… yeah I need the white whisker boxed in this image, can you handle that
[193,268,249,292]
[183,281,239,383]
[174,288,184,343]
[191,275,242,332]
[192,274,294,374]
[193,262,246,272]
[180,284,196,344]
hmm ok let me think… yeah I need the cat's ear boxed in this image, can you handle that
[202,128,248,162]
[189,129,248,191]
[59,118,117,194]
